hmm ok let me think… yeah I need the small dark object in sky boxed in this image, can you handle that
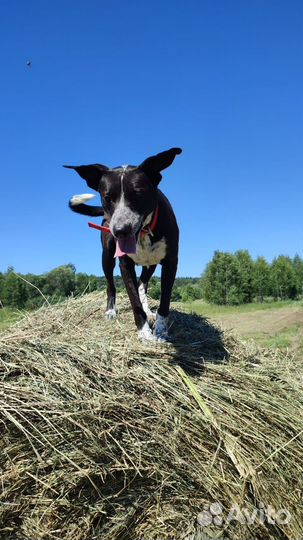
[26,60,32,68]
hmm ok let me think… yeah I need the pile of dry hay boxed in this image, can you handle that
[0,291,302,540]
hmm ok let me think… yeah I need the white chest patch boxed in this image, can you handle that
[128,236,167,266]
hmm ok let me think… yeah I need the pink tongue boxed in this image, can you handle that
[114,235,137,257]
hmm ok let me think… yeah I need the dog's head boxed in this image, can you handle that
[64,148,181,251]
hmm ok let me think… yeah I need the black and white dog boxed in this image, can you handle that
[65,147,181,342]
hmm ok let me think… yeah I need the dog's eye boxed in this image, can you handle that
[102,193,111,204]
[131,187,147,197]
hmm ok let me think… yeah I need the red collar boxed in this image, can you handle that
[140,205,159,235]
[88,205,159,236]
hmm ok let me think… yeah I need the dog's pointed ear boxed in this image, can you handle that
[63,164,109,191]
[139,147,182,185]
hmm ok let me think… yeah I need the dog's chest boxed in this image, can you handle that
[128,235,167,266]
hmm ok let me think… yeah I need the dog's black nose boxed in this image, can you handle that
[113,225,132,238]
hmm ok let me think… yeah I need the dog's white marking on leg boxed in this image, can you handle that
[153,312,170,343]
[105,308,117,320]
[70,193,95,206]
[138,283,154,319]
[138,321,155,342]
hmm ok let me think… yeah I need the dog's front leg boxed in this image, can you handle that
[138,265,157,322]
[155,257,178,342]
[119,256,154,341]
[102,234,117,319]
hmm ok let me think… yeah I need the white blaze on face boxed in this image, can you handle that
[109,169,142,236]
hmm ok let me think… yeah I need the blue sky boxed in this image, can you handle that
[0,0,301,277]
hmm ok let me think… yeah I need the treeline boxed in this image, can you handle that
[0,265,110,309]
[0,251,302,309]
[0,265,200,309]
[201,251,303,305]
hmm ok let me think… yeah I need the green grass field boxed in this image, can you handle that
[0,309,23,331]
[181,299,303,356]
[248,325,301,349]
[183,298,299,316]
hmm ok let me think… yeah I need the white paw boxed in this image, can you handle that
[105,308,117,320]
[153,313,170,343]
[146,309,156,323]
[138,321,156,342]
[70,193,95,206]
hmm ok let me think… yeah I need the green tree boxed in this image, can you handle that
[180,284,203,302]
[0,272,4,306]
[148,278,161,300]
[1,270,28,308]
[293,254,303,297]
[43,264,76,299]
[75,273,91,295]
[202,251,242,305]
[75,273,103,295]
[171,285,182,301]
[23,273,47,308]
[235,250,254,303]
[270,256,298,300]
[252,256,271,301]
